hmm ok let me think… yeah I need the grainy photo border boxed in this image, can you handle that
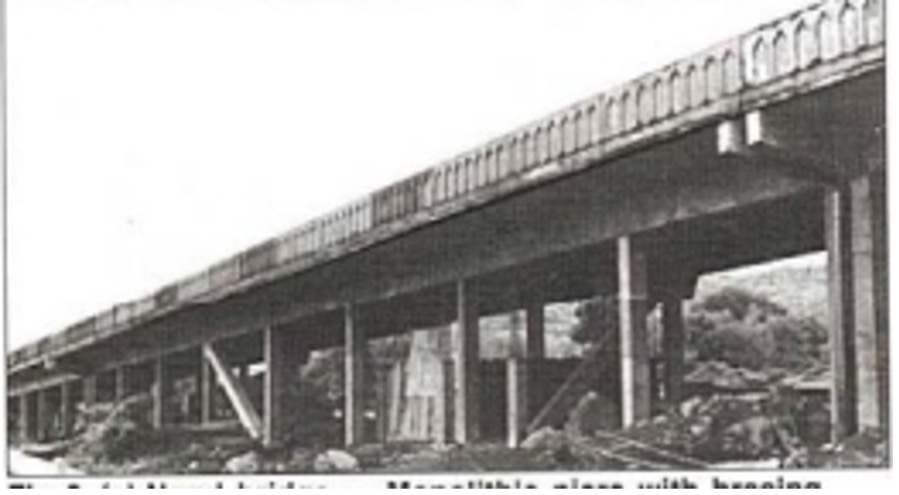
[0,0,896,490]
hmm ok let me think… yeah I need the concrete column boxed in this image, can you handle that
[374,366,389,444]
[83,375,97,407]
[618,236,651,428]
[35,389,49,442]
[115,366,128,403]
[236,364,249,384]
[661,296,685,406]
[344,304,366,446]
[850,170,888,431]
[440,359,454,443]
[453,279,480,444]
[825,187,858,441]
[60,381,75,438]
[506,312,528,448]
[200,357,213,424]
[524,303,544,437]
[506,358,528,448]
[526,303,545,359]
[152,355,172,429]
[19,394,31,443]
[264,326,295,447]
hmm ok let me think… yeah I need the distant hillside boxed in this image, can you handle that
[695,253,827,324]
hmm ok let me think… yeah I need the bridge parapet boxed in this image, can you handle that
[8,0,884,372]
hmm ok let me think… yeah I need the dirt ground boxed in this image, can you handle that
[16,387,886,475]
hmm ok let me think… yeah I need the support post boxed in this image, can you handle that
[19,394,31,443]
[825,187,858,441]
[344,304,366,446]
[453,279,480,444]
[506,312,528,448]
[661,296,685,406]
[506,358,527,448]
[115,366,127,403]
[526,303,545,359]
[618,236,651,428]
[35,389,48,442]
[60,381,75,438]
[374,366,389,444]
[850,170,888,431]
[264,326,295,447]
[202,343,264,440]
[83,375,97,407]
[524,302,544,436]
[152,355,172,429]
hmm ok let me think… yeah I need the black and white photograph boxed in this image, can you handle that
[0,0,893,489]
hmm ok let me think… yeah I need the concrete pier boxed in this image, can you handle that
[344,305,366,446]
[454,280,480,444]
[618,237,651,428]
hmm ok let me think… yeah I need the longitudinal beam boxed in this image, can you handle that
[202,343,263,441]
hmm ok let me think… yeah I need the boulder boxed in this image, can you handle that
[225,451,262,474]
[722,416,776,458]
[350,444,384,469]
[679,396,704,417]
[521,427,567,451]
[285,449,317,472]
[186,458,222,474]
[565,392,617,437]
[313,449,359,473]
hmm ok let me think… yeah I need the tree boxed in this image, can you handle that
[693,286,787,321]
[571,295,619,345]
[686,285,828,372]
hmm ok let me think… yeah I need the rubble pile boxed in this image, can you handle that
[623,393,792,463]
[30,364,884,473]
[517,389,804,469]
[66,394,155,467]
[62,395,257,474]
[805,429,888,468]
[684,361,783,391]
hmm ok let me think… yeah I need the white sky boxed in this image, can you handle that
[5,0,825,349]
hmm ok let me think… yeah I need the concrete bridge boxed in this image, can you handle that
[7,0,886,451]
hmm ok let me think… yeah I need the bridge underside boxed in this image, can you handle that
[8,68,886,450]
